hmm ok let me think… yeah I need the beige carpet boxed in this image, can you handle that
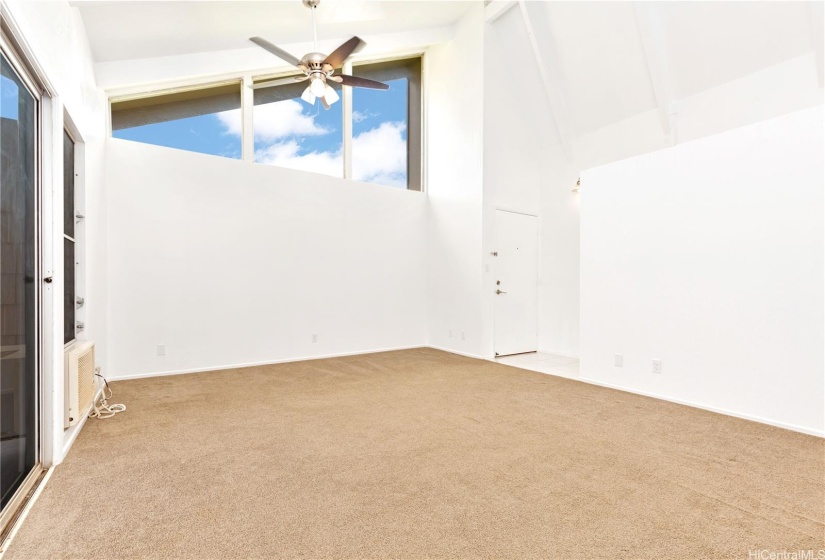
[6,348,824,559]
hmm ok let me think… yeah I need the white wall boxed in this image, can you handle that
[425,4,486,357]
[481,7,555,358]
[473,0,825,361]
[105,139,427,379]
[535,53,825,360]
[481,3,824,361]
[2,0,108,464]
[482,8,543,216]
[580,106,824,435]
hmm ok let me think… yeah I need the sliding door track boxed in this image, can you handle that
[0,466,49,555]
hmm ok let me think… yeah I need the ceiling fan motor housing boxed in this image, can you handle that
[300,52,334,73]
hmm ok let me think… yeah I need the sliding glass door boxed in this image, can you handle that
[0,45,41,521]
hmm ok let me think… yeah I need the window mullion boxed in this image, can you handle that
[241,76,254,162]
[342,61,353,180]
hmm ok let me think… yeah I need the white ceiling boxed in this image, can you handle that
[658,1,814,99]
[487,6,561,147]
[537,1,657,137]
[71,0,475,63]
[491,1,818,139]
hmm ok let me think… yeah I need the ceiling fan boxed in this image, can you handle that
[249,0,389,110]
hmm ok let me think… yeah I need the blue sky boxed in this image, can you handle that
[1,74,20,120]
[114,77,409,188]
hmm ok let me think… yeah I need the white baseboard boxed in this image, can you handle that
[576,374,824,438]
[450,350,821,438]
[427,345,488,360]
[535,348,580,360]
[106,344,427,381]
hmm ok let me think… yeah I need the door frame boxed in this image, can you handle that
[492,207,539,357]
[0,17,48,545]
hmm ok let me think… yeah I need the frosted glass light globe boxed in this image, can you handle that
[324,86,340,105]
[310,77,327,97]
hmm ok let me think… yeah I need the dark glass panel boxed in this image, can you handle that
[63,131,74,238]
[64,239,75,345]
[0,53,38,509]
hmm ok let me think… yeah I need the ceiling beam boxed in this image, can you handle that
[811,1,824,89]
[485,0,517,24]
[517,0,572,159]
[634,2,676,145]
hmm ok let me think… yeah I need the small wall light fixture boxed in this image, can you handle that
[572,177,581,193]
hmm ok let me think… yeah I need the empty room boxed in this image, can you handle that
[0,0,822,558]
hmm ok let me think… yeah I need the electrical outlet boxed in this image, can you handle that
[312,334,318,343]
[449,329,453,338]
[461,331,465,340]
[614,353,623,367]
[157,344,165,356]
[652,359,662,374]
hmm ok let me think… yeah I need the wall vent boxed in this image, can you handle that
[66,341,96,427]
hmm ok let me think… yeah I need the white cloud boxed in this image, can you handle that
[216,100,329,141]
[255,141,343,178]
[352,121,407,187]
[352,110,378,123]
[250,117,408,189]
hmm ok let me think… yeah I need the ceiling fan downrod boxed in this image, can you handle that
[305,0,319,53]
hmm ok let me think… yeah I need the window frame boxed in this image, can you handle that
[109,79,243,159]
[249,73,344,178]
[62,128,76,346]
[107,52,426,192]
[348,55,422,191]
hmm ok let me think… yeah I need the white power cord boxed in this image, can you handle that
[90,367,126,419]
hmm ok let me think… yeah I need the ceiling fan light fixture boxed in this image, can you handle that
[249,1,390,99]
[323,85,340,105]
[310,76,327,97]
[301,86,316,105]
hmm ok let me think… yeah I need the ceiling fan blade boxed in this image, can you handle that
[249,75,308,90]
[250,37,302,67]
[334,74,389,90]
[322,36,366,68]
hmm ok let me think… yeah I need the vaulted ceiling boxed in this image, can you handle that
[488,1,821,142]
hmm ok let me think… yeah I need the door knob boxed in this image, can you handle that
[496,289,507,295]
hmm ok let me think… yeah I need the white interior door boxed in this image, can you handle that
[493,210,538,356]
